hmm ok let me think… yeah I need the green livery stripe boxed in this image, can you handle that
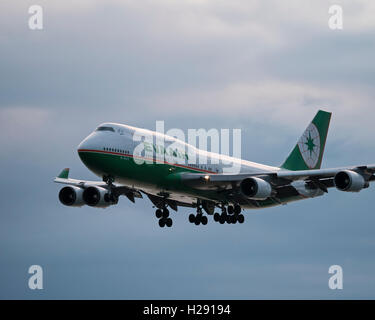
[312,109,331,169]
[78,149,217,174]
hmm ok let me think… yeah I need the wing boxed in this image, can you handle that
[54,168,142,202]
[181,164,375,194]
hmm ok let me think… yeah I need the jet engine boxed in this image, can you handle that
[82,186,118,207]
[334,170,368,192]
[240,177,273,200]
[58,186,85,207]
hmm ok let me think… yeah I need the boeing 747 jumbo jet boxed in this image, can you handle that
[55,110,375,228]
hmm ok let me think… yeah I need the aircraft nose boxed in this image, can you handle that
[77,133,104,173]
[77,133,96,151]
[77,138,88,151]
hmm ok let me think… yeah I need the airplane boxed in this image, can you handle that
[54,110,375,228]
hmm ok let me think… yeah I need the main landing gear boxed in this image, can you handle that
[188,201,208,226]
[155,207,173,228]
[154,201,244,228]
[188,209,208,226]
[188,203,244,226]
[213,204,244,224]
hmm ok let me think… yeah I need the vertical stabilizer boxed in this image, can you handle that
[281,110,332,171]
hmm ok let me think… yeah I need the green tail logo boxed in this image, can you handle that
[281,110,332,171]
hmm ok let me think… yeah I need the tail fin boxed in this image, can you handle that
[281,110,332,171]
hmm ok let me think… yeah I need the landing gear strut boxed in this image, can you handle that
[103,175,115,185]
[102,175,118,203]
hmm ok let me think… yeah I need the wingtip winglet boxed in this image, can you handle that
[57,168,70,179]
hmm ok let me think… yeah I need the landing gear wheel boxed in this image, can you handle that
[234,205,241,214]
[219,214,226,224]
[201,216,208,225]
[227,205,234,215]
[214,212,220,222]
[166,218,173,227]
[226,214,232,223]
[162,208,169,218]
[159,218,166,228]
[155,209,163,219]
[238,214,245,224]
[189,214,195,223]
[195,214,202,225]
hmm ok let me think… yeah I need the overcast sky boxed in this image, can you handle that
[1,0,375,299]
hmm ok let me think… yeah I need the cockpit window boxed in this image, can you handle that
[96,126,115,132]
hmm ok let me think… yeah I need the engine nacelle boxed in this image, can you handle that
[240,177,273,200]
[59,186,85,207]
[334,170,368,192]
[82,186,118,208]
